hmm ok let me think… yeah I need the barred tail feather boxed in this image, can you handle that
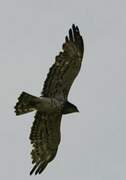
[14,92,39,115]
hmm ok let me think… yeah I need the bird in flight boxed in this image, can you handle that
[14,24,84,175]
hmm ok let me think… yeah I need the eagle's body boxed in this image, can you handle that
[14,24,84,175]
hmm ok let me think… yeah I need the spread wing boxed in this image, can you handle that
[42,24,84,100]
[29,111,62,175]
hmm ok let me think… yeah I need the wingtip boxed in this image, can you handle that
[69,28,73,41]
[72,24,79,31]
[30,163,39,175]
[30,162,47,175]
[76,26,80,33]
[72,24,76,29]
[65,36,69,42]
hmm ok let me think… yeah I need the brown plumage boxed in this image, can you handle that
[14,24,84,175]
[42,24,84,100]
[29,111,61,175]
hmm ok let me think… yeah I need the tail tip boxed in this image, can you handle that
[14,91,36,116]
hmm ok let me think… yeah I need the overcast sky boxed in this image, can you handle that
[0,0,126,179]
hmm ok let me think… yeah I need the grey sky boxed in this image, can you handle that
[0,0,126,179]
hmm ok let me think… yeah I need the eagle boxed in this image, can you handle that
[14,24,84,175]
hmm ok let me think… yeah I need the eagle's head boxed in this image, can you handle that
[63,101,79,114]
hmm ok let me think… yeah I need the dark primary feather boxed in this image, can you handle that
[42,24,84,100]
[29,111,62,175]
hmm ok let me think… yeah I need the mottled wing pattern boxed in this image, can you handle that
[29,25,83,175]
[42,24,84,100]
[29,111,62,175]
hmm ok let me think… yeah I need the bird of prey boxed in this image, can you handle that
[14,24,84,175]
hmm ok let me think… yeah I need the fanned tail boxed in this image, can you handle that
[14,92,39,115]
